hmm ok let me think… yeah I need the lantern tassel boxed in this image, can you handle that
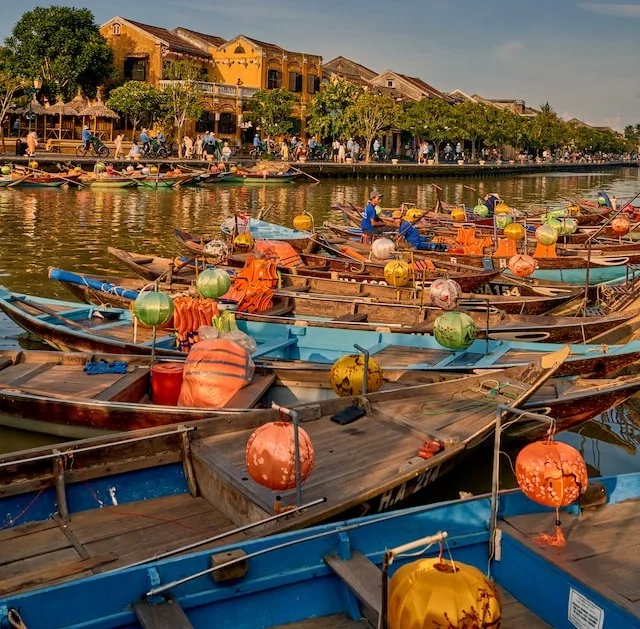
[533,512,566,547]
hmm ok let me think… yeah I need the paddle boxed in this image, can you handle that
[257,203,274,220]
[289,165,320,184]
[7,173,32,188]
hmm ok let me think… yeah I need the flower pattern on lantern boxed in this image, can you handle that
[384,260,410,287]
[371,238,396,260]
[508,254,536,278]
[494,202,511,215]
[329,354,383,397]
[535,224,558,246]
[560,218,578,236]
[203,239,229,264]
[246,421,315,491]
[612,216,630,235]
[429,279,462,311]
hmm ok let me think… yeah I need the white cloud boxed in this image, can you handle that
[496,40,525,61]
[578,3,640,18]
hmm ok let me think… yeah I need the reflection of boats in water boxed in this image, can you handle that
[570,403,640,456]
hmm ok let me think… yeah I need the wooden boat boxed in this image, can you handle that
[47,267,636,344]
[173,233,502,292]
[209,169,299,184]
[85,176,138,189]
[1,348,639,440]
[9,173,82,188]
[51,266,581,316]
[0,175,12,187]
[1,470,637,628]
[2,287,640,377]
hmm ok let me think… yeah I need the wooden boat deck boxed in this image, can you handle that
[271,586,549,628]
[0,494,245,596]
[504,498,640,620]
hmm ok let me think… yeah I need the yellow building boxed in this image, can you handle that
[101,17,322,142]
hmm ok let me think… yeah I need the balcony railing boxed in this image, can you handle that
[158,81,260,99]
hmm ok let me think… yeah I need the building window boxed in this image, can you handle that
[112,23,121,36]
[196,111,215,133]
[218,112,237,135]
[267,69,282,89]
[387,80,394,88]
[124,58,146,81]
[307,74,320,94]
[288,72,303,93]
[234,45,246,54]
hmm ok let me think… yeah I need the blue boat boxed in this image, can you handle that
[0,459,637,628]
[1,286,639,378]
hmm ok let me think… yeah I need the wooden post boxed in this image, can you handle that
[180,429,198,497]
[53,451,69,522]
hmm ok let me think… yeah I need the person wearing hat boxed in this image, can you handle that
[139,128,150,153]
[361,191,386,235]
[396,211,448,251]
[82,125,91,151]
[483,193,501,215]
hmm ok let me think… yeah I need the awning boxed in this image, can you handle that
[125,52,149,59]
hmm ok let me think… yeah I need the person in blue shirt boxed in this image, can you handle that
[81,125,91,150]
[156,131,165,145]
[360,191,386,235]
[139,128,150,152]
[253,134,261,149]
[395,211,448,251]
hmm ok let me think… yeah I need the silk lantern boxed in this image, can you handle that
[95,162,106,173]
[388,558,502,629]
[535,224,558,246]
[612,216,630,235]
[234,232,255,252]
[433,311,477,350]
[196,268,231,299]
[405,208,424,221]
[133,291,174,327]
[246,422,315,490]
[508,254,536,278]
[504,223,525,241]
[494,202,511,215]
[495,214,513,230]
[429,279,462,311]
[545,217,563,234]
[371,238,396,260]
[560,218,578,236]
[329,354,383,397]
[474,204,489,217]
[451,207,466,222]
[516,440,587,546]
[203,239,229,264]
[384,260,410,287]
[1,166,10,175]
[293,214,313,231]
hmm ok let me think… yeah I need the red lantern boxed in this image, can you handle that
[516,440,588,547]
[611,216,630,235]
[508,254,536,278]
[246,422,315,491]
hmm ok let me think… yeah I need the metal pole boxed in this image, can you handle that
[488,405,555,563]
[354,343,369,396]
[271,402,302,507]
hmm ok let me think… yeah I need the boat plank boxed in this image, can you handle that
[0,525,72,566]
[0,519,58,544]
[270,616,371,628]
[134,596,194,629]
[224,374,276,409]
[0,547,80,582]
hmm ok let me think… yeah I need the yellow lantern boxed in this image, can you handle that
[494,202,511,215]
[293,214,313,231]
[405,208,424,221]
[451,207,466,222]
[329,354,382,397]
[503,222,525,241]
[28,161,39,169]
[384,260,410,287]
[388,558,502,629]
[234,232,255,252]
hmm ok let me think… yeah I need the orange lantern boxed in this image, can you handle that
[503,223,525,241]
[508,254,536,278]
[451,207,466,222]
[515,440,587,546]
[612,216,630,235]
[246,421,315,490]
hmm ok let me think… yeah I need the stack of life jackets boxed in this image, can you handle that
[173,296,219,351]
[224,257,278,313]
[254,240,304,268]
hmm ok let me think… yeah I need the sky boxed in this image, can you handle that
[1,0,638,129]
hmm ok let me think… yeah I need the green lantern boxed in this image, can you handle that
[196,268,231,299]
[95,162,106,173]
[495,214,513,230]
[133,291,174,326]
[545,217,563,234]
[474,204,489,217]
[535,224,558,246]
[561,218,578,235]
[433,311,477,351]
[0,166,10,175]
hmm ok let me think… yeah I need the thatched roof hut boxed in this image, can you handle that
[45,98,79,139]
[78,101,119,140]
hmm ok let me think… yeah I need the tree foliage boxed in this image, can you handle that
[624,124,640,142]
[160,62,204,157]
[401,98,454,162]
[3,6,113,100]
[107,81,163,138]
[244,88,297,142]
[307,77,361,140]
[0,49,24,151]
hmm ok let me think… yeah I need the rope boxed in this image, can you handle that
[0,482,53,530]
[8,609,28,629]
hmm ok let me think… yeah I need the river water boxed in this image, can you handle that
[0,168,638,496]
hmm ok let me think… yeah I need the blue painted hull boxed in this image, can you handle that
[525,265,629,285]
[0,471,637,629]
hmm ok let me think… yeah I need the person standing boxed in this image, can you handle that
[337,141,346,163]
[332,137,340,162]
[373,138,380,159]
[346,137,354,156]
[281,138,289,161]
[352,140,360,161]
[195,135,203,159]
[114,133,124,158]
[184,135,194,158]
[139,128,150,153]
[11,118,19,137]
[26,131,38,156]
[222,141,232,162]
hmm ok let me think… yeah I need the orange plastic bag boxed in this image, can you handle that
[177,338,254,408]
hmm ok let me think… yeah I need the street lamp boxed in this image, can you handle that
[25,77,42,135]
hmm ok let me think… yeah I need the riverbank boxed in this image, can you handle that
[0,154,636,179]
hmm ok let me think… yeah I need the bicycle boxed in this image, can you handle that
[76,136,109,158]
[141,138,169,159]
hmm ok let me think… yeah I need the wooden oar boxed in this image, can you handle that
[290,166,320,184]
[257,203,274,220]
[7,173,32,187]
[118,171,157,190]
[28,166,87,188]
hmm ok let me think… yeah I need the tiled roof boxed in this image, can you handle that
[398,74,452,102]
[126,19,211,58]
[173,27,226,48]
[324,56,377,81]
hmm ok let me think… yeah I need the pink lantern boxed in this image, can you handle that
[429,279,462,311]
[508,254,537,278]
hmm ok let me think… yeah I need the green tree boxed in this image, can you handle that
[160,61,204,158]
[401,98,454,163]
[0,50,24,153]
[107,81,163,139]
[306,77,361,140]
[451,101,492,160]
[244,88,297,149]
[528,102,567,154]
[623,124,640,142]
[3,6,113,100]
[344,92,401,162]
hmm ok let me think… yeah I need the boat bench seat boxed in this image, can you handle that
[251,337,297,359]
[224,374,276,408]
[332,313,368,323]
[134,596,193,629]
